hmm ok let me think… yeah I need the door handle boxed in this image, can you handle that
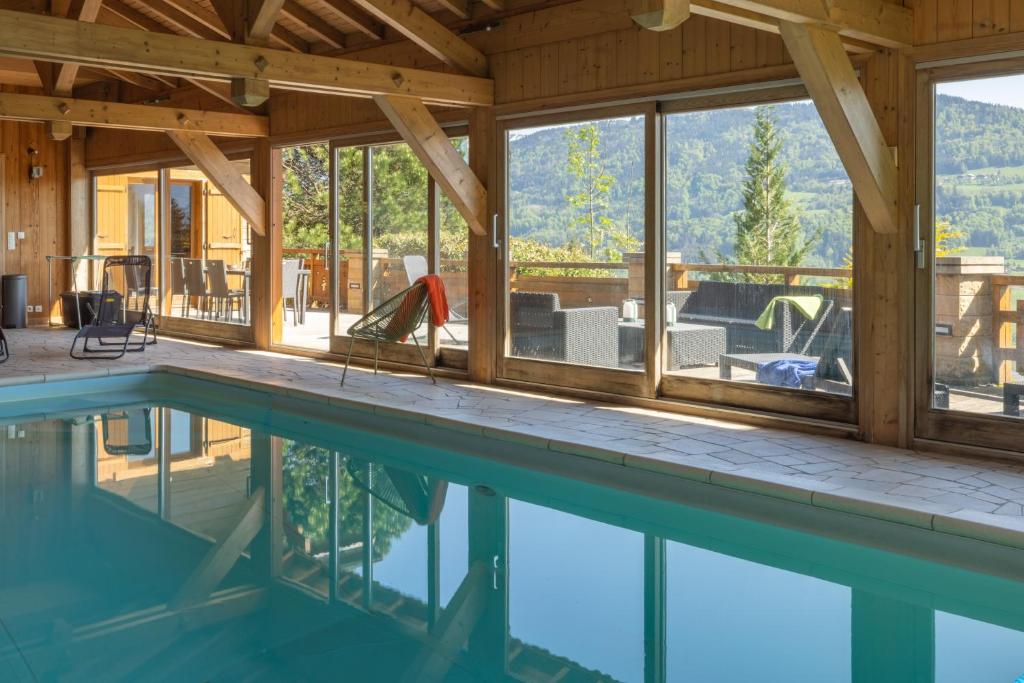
[492,214,502,259]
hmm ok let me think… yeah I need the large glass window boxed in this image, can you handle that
[932,74,1024,419]
[663,101,853,394]
[94,171,160,297]
[506,115,646,371]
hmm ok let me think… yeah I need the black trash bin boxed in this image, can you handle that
[2,274,27,329]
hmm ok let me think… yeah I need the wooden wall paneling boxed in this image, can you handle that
[730,24,757,72]
[681,15,707,76]
[658,26,683,82]
[913,0,938,45]
[520,47,542,101]
[595,31,615,91]
[504,49,524,104]
[558,39,579,94]
[935,0,973,42]
[615,28,638,88]
[577,35,597,93]
[636,31,659,84]
[1011,0,1024,33]
[489,52,509,102]
[973,0,1009,37]
[539,44,560,98]
[706,16,731,74]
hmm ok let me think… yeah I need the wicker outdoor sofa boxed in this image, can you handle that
[510,291,619,368]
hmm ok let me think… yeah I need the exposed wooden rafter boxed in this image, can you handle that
[0,91,269,136]
[689,0,912,48]
[434,0,469,20]
[52,0,104,94]
[318,0,385,40]
[375,94,487,235]
[349,0,487,76]
[0,9,493,106]
[166,130,268,234]
[281,0,348,48]
[478,0,503,9]
[780,21,897,234]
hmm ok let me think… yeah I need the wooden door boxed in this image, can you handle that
[94,174,128,256]
[204,182,245,267]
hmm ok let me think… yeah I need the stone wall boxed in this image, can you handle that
[934,256,1005,384]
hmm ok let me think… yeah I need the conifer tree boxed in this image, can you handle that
[710,107,819,282]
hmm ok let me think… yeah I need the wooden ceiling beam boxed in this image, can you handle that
[375,94,486,235]
[52,0,104,95]
[281,0,347,48]
[166,130,267,234]
[318,0,384,40]
[779,21,896,234]
[349,0,487,76]
[160,0,233,37]
[247,0,286,44]
[0,90,269,136]
[689,0,912,48]
[477,0,503,9]
[185,78,256,113]
[143,0,225,38]
[102,67,169,90]
[0,9,493,106]
[101,0,173,32]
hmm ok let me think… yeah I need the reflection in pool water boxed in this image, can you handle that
[1,406,1024,682]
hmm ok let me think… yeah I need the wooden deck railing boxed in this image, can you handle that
[991,274,1024,384]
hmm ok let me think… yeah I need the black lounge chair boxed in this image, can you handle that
[70,255,157,360]
[0,328,7,364]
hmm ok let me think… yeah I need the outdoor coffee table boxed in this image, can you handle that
[719,352,818,381]
[617,321,727,369]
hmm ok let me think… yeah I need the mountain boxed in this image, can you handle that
[506,95,1024,267]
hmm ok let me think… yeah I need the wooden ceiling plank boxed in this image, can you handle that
[269,22,311,52]
[185,77,256,113]
[161,0,233,37]
[143,0,226,38]
[374,94,486,235]
[0,8,493,106]
[477,0,503,9]
[101,0,175,32]
[632,0,690,31]
[318,0,384,39]
[104,67,166,90]
[281,0,347,48]
[349,0,487,76]
[0,90,269,136]
[779,21,897,234]
[167,130,267,234]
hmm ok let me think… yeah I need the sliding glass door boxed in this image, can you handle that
[325,132,470,370]
[916,63,1024,451]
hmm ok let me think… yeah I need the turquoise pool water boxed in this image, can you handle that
[2,381,1024,681]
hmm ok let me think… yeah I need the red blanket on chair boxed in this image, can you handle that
[416,274,449,328]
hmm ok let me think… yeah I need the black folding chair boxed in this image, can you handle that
[0,328,8,364]
[70,255,157,360]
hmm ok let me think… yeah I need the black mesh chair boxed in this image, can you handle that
[340,281,434,386]
[70,255,156,360]
[0,328,8,364]
[346,459,449,525]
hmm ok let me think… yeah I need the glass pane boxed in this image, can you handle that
[335,146,366,338]
[667,541,851,681]
[281,439,332,597]
[934,75,1024,418]
[94,408,158,513]
[281,144,331,350]
[509,501,644,681]
[167,162,252,326]
[439,137,470,350]
[507,116,646,370]
[664,102,854,393]
[370,143,429,345]
[167,416,253,542]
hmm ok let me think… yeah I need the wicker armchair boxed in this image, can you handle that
[510,292,619,368]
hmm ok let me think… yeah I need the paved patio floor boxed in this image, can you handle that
[6,326,1024,553]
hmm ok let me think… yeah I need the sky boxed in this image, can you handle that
[937,74,1024,110]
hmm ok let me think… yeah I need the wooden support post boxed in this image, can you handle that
[375,95,487,235]
[250,140,282,349]
[171,487,266,609]
[67,135,89,293]
[230,76,271,108]
[46,119,72,141]
[780,21,898,235]
[467,106,495,383]
[166,130,267,235]
[633,0,690,31]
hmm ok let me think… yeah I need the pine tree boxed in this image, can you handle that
[710,107,819,283]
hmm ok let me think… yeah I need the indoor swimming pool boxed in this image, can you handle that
[1,375,1024,682]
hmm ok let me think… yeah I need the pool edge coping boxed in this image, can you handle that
[12,363,1024,555]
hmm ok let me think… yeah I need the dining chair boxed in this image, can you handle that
[206,259,245,322]
[170,257,188,316]
[183,259,208,319]
[282,258,303,326]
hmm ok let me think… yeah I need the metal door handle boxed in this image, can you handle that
[492,214,502,260]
